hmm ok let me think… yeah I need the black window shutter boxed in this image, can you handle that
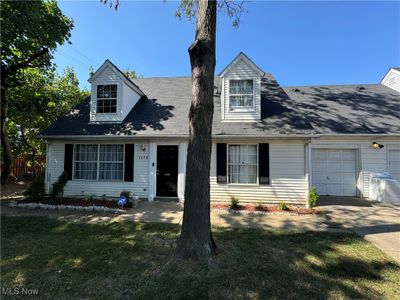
[259,143,270,185]
[64,144,73,180]
[124,144,134,182]
[216,143,227,184]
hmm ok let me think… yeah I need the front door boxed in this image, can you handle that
[156,145,178,197]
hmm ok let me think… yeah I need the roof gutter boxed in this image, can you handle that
[40,133,400,141]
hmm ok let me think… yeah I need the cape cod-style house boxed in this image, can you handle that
[41,53,400,205]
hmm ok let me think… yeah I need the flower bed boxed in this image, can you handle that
[211,203,317,215]
[19,198,133,209]
[9,197,139,214]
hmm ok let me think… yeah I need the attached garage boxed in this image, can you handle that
[389,149,400,180]
[312,149,358,196]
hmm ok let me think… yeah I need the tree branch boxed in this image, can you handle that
[6,48,49,76]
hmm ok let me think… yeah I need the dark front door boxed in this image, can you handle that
[157,145,178,197]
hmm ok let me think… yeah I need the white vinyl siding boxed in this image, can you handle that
[90,64,141,123]
[222,58,261,121]
[389,149,400,180]
[46,142,149,198]
[381,69,400,92]
[211,141,307,204]
[228,144,257,184]
[310,138,400,198]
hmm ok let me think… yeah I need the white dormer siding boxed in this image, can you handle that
[381,68,400,92]
[89,60,143,123]
[219,53,264,122]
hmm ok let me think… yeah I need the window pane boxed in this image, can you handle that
[228,145,257,184]
[229,80,253,109]
[97,85,117,113]
[99,144,124,181]
[74,144,98,180]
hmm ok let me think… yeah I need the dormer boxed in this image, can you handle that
[219,52,265,122]
[381,67,400,92]
[88,60,145,123]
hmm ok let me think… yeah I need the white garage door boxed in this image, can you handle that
[312,149,357,196]
[389,150,400,181]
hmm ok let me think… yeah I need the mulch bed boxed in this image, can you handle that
[211,203,317,215]
[20,197,132,209]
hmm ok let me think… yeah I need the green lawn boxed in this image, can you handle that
[1,216,399,299]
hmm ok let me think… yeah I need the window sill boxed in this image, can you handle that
[71,179,125,183]
[229,108,256,113]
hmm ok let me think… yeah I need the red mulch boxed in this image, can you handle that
[20,197,132,209]
[211,203,317,215]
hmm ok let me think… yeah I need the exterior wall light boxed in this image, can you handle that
[372,142,384,149]
[141,144,146,151]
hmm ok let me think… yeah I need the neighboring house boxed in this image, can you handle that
[41,53,400,205]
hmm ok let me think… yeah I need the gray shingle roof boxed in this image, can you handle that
[284,84,400,134]
[41,74,315,137]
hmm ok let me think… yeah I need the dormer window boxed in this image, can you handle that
[229,79,254,110]
[97,84,117,113]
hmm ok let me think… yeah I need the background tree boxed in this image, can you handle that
[7,67,89,172]
[103,0,245,260]
[0,0,73,183]
[123,68,143,80]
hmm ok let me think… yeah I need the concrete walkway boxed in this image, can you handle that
[1,201,344,233]
[320,197,400,264]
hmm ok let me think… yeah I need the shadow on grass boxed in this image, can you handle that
[1,216,399,299]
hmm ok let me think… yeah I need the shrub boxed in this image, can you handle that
[230,196,239,209]
[120,190,131,200]
[256,201,264,211]
[51,171,69,198]
[278,201,288,211]
[24,175,45,200]
[308,187,319,208]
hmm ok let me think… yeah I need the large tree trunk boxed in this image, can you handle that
[177,0,217,259]
[1,76,12,184]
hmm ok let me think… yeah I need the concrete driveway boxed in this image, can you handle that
[320,196,400,264]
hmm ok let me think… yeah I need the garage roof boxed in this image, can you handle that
[284,84,400,135]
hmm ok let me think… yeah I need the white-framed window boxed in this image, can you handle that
[228,144,258,184]
[229,79,254,110]
[74,144,98,180]
[97,84,117,113]
[73,144,124,181]
[99,144,124,180]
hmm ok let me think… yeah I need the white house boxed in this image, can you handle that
[41,53,400,205]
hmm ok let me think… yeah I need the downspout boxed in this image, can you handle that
[305,139,312,208]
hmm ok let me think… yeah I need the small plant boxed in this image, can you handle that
[230,196,239,209]
[256,201,264,211]
[51,171,69,198]
[278,201,288,211]
[24,175,45,200]
[120,190,131,200]
[308,187,319,208]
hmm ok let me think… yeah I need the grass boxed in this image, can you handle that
[1,216,399,299]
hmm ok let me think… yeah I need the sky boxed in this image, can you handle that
[53,1,400,90]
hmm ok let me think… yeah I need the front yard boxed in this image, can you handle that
[1,216,399,299]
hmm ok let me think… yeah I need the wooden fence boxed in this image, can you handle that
[2,155,45,177]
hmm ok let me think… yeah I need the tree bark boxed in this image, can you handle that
[177,0,217,259]
[1,75,12,183]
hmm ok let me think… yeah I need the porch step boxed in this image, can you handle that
[154,197,179,203]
